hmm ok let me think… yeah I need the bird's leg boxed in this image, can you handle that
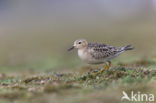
[103,61,111,70]
[89,61,111,78]
[98,61,111,73]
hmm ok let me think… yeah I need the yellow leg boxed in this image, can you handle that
[89,61,111,78]
[103,61,111,70]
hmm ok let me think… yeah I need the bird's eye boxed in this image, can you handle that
[78,42,81,44]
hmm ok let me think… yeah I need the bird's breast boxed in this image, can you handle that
[78,49,90,62]
[78,49,103,64]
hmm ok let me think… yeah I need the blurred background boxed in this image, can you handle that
[0,0,156,71]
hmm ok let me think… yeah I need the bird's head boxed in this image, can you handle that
[68,39,88,51]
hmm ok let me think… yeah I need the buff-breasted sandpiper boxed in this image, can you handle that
[68,39,133,76]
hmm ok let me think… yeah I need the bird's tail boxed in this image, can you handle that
[121,45,134,51]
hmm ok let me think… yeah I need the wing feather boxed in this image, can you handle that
[87,43,119,59]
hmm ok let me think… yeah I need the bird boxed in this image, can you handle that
[68,39,133,76]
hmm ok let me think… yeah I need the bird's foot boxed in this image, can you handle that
[103,61,111,70]
[88,61,111,78]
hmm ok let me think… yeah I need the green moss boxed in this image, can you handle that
[0,60,155,103]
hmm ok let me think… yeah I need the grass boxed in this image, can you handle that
[0,58,155,103]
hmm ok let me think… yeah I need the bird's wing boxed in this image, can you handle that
[87,43,119,59]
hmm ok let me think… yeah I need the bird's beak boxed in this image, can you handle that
[68,46,75,51]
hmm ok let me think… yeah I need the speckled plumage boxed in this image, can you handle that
[87,43,119,59]
[68,39,133,64]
